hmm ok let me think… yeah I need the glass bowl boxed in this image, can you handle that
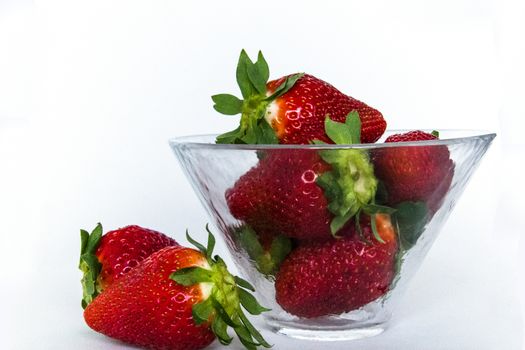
[169,130,495,341]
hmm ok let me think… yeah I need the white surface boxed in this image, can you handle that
[1,0,524,349]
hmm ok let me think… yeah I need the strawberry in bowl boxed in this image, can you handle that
[213,50,386,145]
[372,130,455,213]
[226,113,382,240]
[275,214,398,318]
[170,132,495,340]
[167,49,496,342]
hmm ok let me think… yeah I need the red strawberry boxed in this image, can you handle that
[227,149,333,239]
[372,130,454,211]
[226,114,379,239]
[265,74,386,144]
[79,224,178,308]
[83,228,271,350]
[213,50,386,145]
[275,214,398,318]
[385,130,438,143]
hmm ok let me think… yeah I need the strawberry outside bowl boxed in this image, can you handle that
[169,130,495,341]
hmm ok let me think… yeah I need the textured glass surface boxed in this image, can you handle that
[170,131,495,340]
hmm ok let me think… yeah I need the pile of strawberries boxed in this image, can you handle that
[79,50,455,350]
[80,224,271,350]
[215,50,455,318]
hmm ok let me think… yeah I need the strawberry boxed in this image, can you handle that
[227,148,332,239]
[213,50,386,145]
[79,223,178,308]
[226,113,380,239]
[274,214,398,318]
[83,227,271,350]
[372,130,454,211]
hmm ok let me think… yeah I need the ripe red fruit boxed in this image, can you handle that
[213,50,386,145]
[384,130,438,143]
[265,74,386,144]
[83,228,271,350]
[227,149,332,239]
[226,114,379,239]
[372,130,454,211]
[79,224,178,308]
[275,215,398,318]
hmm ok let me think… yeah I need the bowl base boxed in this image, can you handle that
[266,319,386,341]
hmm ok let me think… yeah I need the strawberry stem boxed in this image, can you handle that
[79,223,103,309]
[315,113,379,235]
[370,214,386,244]
[214,49,302,145]
[170,227,272,349]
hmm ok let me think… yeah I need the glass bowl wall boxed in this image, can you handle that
[170,131,495,341]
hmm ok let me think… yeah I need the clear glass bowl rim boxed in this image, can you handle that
[169,130,496,150]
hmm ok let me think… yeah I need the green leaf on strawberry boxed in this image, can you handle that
[389,201,430,292]
[324,111,360,145]
[170,229,272,349]
[237,288,271,315]
[393,201,429,250]
[234,276,256,291]
[363,203,397,215]
[212,94,244,115]
[247,51,269,94]
[236,49,257,99]
[79,223,103,309]
[192,298,214,325]
[169,266,215,284]
[214,50,303,144]
[264,73,304,102]
[314,113,379,235]
[233,225,292,277]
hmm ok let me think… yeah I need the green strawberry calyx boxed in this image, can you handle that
[393,201,429,250]
[232,225,292,278]
[390,200,430,289]
[213,49,303,145]
[171,225,272,350]
[79,223,103,309]
[314,112,383,236]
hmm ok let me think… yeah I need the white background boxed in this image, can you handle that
[1,0,524,349]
